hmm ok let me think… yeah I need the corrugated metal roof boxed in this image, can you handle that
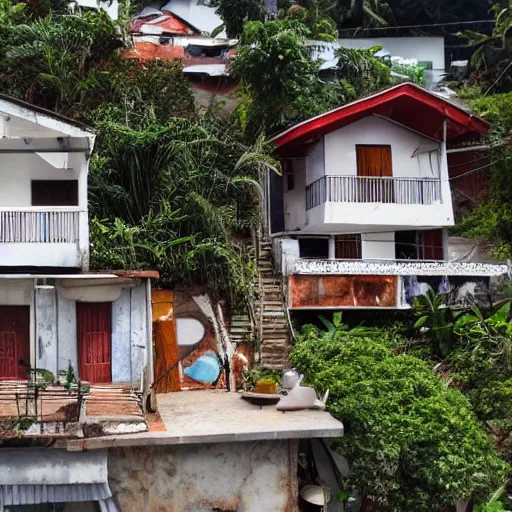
[1,483,111,505]
[0,449,108,485]
[162,0,224,35]
[0,449,119,511]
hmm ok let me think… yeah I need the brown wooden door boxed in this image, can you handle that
[0,306,30,380]
[356,145,393,202]
[152,290,180,393]
[77,302,112,383]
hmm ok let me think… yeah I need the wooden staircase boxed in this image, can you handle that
[257,240,290,369]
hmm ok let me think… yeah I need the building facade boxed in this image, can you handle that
[0,95,345,512]
[268,83,507,311]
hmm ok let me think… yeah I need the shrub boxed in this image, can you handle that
[290,319,508,511]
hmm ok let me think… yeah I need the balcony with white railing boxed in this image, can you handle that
[0,208,88,269]
[303,175,453,231]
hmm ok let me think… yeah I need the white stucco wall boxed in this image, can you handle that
[323,115,441,179]
[306,139,325,185]
[362,232,395,259]
[282,115,452,233]
[108,441,299,512]
[338,37,445,71]
[305,201,453,232]
[19,280,151,386]
[284,159,307,231]
[0,279,32,306]
[0,153,81,207]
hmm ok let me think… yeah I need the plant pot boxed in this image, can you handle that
[254,381,278,394]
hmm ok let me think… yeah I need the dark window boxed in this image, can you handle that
[422,229,444,260]
[395,230,444,260]
[283,160,294,191]
[395,230,419,260]
[31,180,78,207]
[299,238,329,259]
[335,234,362,259]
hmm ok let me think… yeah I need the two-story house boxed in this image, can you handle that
[0,94,154,419]
[267,83,508,310]
[0,95,346,512]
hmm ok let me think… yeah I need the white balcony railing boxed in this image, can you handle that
[0,208,80,243]
[306,176,442,210]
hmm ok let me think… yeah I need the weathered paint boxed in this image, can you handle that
[77,302,112,383]
[108,440,299,512]
[35,286,58,375]
[112,288,132,383]
[130,284,147,386]
[289,274,398,308]
[57,293,78,373]
[0,96,94,269]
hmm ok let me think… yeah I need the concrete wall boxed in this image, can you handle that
[338,37,445,72]
[284,159,307,231]
[362,232,395,259]
[0,153,81,207]
[282,115,447,233]
[323,116,441,180]
[23,280,149,386]
[108,440,299,512]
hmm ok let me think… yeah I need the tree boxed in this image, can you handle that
[0,11,124,112]
[89,116,279,302]
[213,0,267,38]
[290,316,508,511]
[231,19,393,137]
[283,0,338,41]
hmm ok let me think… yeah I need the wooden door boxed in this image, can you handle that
[152,290,180,393]
[0,306,30,380]
[77,302,112,383]
[356,145,393,202]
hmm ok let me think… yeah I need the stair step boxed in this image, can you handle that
[262,311,285,317]
[261,338,289,344]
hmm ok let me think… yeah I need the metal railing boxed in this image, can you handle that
[0,208,80,243]
[306,176,442,210]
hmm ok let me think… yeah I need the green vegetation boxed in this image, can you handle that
[231,19,392,137]
[291,311,511,511]
[450,87,512,259]
[291,314,508,511]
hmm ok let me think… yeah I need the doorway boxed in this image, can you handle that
[356,145,393,202]
[0,306,30,380]
[77,302,112,383]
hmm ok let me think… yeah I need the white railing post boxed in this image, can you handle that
[0,209,80,244]
[305,176,443,209]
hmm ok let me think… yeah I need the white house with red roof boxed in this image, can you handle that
[268,83,507,310]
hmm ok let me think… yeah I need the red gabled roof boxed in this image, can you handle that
[272,83,489,156]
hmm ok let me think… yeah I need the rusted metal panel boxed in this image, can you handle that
[289,275,398,308]
[77,302,113,383]
[0,306,30,380]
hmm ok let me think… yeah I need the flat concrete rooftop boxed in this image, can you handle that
[67,390,344,451]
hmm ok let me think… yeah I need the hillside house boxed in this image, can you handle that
[268,83,508,310]
[0,96,154,421]
[0,96,345,512]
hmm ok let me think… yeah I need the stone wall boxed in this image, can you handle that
[108,440,299,512]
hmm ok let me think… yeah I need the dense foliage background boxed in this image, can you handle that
[1,1,512,509]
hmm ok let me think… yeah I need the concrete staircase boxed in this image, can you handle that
[257,240,290,369]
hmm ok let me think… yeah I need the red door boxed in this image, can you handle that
[77,302,112,383]
[0,306,30,380]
